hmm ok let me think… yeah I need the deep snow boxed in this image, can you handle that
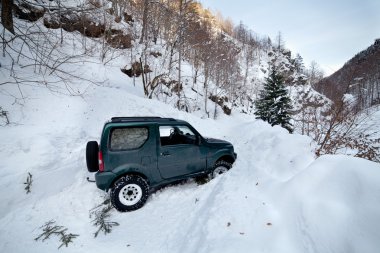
[1,16,380,253]
[1,78,380,253]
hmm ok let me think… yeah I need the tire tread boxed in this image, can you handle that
[110,175,149,212]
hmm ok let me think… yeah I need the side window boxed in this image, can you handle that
[159,125,197,146]
[110,127,149,150]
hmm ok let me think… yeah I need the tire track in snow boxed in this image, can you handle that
[174,176,228,253]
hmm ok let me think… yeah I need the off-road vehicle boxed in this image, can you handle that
[86,117,237,212]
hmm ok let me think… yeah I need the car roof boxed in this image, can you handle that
[109,117,187,124]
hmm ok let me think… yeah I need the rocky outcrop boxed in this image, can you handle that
[209,95,231,115]
[121,62,152,77]
[105,30,132,49]
[14,2,45,22]
[43,10,132,48]
[43,11,105,38]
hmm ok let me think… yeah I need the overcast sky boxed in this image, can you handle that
[199,0,380,75]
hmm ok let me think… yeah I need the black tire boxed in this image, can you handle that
[86,141,99,172]
[211,160,232,178]
[110,175,150,212]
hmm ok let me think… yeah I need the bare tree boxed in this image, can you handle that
[1,1,105,97]
[275,31,284,51]
[139,0,150,44]
[312,100,380,162]
[307,61,324,86]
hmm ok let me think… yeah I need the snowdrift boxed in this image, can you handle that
[1,11,379,253]
[1,80,380,253]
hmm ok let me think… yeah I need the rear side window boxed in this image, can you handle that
[110,127,149,150]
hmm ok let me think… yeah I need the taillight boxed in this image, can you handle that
[98,151,104,172]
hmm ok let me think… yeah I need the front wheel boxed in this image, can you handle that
[212,160,232,178]
[110,176,149,212]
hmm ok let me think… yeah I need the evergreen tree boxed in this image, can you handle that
[294,53,305,73]
[255,65,293,133]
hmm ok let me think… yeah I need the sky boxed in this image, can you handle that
[199,0,380,76]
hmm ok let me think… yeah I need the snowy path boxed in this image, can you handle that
[1,84,380,253]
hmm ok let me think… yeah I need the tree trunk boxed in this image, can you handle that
[139,0,149,44]
[1,0,15,34]
[140,57,148,96]
[177,0,184,106]
[204,66,209,117]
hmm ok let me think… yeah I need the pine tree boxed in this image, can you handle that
[255,65,293,133]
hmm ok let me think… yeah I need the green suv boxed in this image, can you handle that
[86,117,237,212]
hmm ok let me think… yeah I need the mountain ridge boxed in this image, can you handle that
[314,38,380,110]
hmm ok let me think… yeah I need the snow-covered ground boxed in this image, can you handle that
[1,17,380,253]
[1,74,380,252]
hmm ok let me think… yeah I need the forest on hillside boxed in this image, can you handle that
[1,0,379,162]
[315,39,380,112]
[1,0,324,106]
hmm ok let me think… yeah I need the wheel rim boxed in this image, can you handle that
[118,184,143,206]
[213,166,228,178]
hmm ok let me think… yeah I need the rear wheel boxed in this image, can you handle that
[86,141,99,172]
[110,175,150,212]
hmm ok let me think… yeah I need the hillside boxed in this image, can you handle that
[1,1,380,252]
[1,0,324,118]
[1,48,380,253]
[314,39,380,110]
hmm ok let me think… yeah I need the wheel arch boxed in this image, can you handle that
[216,155,235,165]
[110,171,149,189]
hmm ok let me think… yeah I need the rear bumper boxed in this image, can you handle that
[95,171,117,191]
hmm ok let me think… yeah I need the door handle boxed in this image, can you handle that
[160,151,170,156]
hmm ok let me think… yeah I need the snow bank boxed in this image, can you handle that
[2,82,379,253]
[1,67,380,253]
[1,16,380,253]
[268,155,380,253]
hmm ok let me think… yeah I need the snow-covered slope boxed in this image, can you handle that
[1,11,380,253]
[1,66,380,253]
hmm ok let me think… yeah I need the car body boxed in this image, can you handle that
[86,117,237,211]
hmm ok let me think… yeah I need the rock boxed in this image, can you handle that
[106,31,132,49]
[123,12,134,23]
[43,11,106,37]
[121,62,152,78]
[14,2,45,22]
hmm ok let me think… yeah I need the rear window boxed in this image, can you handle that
[110,127,149,150]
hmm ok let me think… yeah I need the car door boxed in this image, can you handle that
[157,124,206,179]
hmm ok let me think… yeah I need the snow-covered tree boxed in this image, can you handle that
[294,53,305,73]
[307,61,324,86]
[255,64,293,133]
